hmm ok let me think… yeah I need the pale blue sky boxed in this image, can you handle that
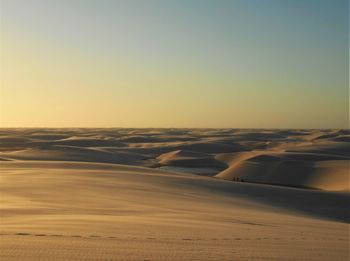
[1,0,348,128]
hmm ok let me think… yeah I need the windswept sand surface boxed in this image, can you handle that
[0,128,349,260]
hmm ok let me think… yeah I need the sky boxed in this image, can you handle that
[0,0,348,128]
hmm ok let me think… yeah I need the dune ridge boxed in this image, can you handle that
[1,128,348,191]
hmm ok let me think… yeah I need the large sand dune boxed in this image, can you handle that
[0,128,349,260]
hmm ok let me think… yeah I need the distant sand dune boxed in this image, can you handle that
[1,129,349,191]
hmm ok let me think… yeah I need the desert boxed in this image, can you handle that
[0,128,349,260]
[1,1,349,260]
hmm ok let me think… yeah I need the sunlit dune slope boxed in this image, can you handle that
[0,160,349,260]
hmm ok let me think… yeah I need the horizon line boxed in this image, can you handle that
[0,126,348,130]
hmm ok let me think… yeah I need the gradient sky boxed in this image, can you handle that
[1,0,348,128]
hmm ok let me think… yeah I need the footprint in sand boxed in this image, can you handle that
[16,232,31,236]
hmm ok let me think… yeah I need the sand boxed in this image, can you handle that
[0,128,349,260]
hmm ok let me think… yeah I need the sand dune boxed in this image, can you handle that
[1,128,348,190]
[1,161,349,260]
[215,152,349,191]
[0,128,349,260]
[1,128,349,189]
[157,150,226,169]
[219,148,347,192]
[286,141,350,157]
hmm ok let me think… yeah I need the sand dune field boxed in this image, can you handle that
[0,128,349,260]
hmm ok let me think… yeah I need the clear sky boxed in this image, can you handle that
[1,0,348,128]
